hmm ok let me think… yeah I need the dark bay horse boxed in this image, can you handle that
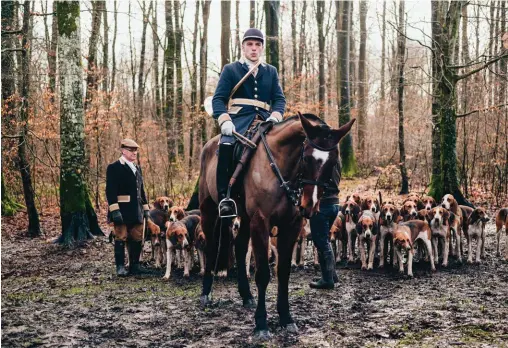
[199,113,355,340]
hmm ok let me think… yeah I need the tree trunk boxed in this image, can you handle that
[189,0,199,171]
[221,1,231,69]
[460,1,470,195]
[57,1,102,246]
[250,0,255,28]
[84,1,102,114]
[1,1,24,217]
[235,0,241,60]
[111,1,118,97]
[200,0,211,146]
[153,1,161,121]
[397,0,409,194]
[17,1,43,237]
[47,0,58,103]
[337,0,358,176]
[102,1,108,94]
[297,1,307,102]
[174,0,184,158]
[379,0,387,151]
[316,1,325,118]
[165,0,176,164]
[264,1,280,70]
[358,0,368,160]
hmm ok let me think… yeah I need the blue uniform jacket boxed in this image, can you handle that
[212,60,286,142]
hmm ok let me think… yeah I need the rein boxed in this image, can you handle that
[259,129,333,207]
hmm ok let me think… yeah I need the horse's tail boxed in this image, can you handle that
[213,217,232,273]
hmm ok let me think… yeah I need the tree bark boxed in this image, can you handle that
[84,1,102,114]
[1,1,24,217]
[337,0,358,176]
[235,0,241,60]
[379,0,387,150]
[153,1,161,121]
[264,1,280,70]
[165,0,176,164]
[358,0,368,159]
[250,0,255,28]
[57,1,102,246]
[189,0,199,170]
[396,0,408,194]
[102,1,108,94]
[174,0,184,158]
[297,1,307,102]
[221,1,231,69]
[316,1,325,118]
[199,0,211,145]
[110,1,118,96]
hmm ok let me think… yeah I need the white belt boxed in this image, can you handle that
[230,98,270,111]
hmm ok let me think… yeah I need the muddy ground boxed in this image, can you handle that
[2,208,508,348]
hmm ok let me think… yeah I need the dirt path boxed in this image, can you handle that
[2,211,508,347]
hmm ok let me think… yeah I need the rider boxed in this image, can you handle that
[212,28,286,217]
[309,165,341,289]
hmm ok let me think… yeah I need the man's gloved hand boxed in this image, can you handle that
[143,209,150,220]
[221,120,235,136]
[266,115,279,123]
[111,210,124,226]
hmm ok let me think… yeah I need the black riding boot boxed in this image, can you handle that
[114,241,129,277]
[217,143,235,217]
[128,241,149,275]
[310,249,335,289]
[312,245,339,284]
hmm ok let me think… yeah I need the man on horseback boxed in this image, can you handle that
[211,28,286,217]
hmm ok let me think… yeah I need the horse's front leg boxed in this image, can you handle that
[276,220,301,333]
[200,198,219,306]
[235,216,255,308]
[250,211,272,340]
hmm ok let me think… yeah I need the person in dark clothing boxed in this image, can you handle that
[106,139,150,277]
[211,28,286,217]
[309,164,341,289]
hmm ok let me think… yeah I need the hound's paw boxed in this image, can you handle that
[467,259,473,265]
[361,265,367,270]
[441,262,448,267]
[218,270,227,278]
[184,272,190,278]
[199,270,205,276]
[162,275,170,281]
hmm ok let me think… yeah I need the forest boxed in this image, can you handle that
[2,1,508,346]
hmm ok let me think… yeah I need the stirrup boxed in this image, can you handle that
[218,198,237,218]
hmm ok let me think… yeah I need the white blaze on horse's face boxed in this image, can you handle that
[310,149,329,209]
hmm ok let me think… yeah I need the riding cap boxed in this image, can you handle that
[120,138,140,149]
[242,28,264,44]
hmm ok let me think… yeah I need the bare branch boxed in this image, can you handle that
[1,29,23,35]
[387,20,434,53]
[456,104,507,118]
[456,51,508,81]
[1,48,25,53]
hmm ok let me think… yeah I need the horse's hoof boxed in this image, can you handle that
[283,323,299,334]
[252,329,271,342]
[243,298,257,309]
[200,295,212,307]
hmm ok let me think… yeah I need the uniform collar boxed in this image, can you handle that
[239,57,266,68]
[119,156,137,167]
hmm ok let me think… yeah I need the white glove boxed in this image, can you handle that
[266,115,279,123]
[220,120,235,136]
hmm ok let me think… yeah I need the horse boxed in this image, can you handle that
[198,112,355,340]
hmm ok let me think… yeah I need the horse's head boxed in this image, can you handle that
[298,113,356,218]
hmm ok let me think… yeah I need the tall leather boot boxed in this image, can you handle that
[309,249,335,289]
[217,143,235,217]
[312,245,339,284]
[114,241,129,277]
[128,241,150,275]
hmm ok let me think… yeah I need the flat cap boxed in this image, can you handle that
[243,28,264,44]
[120,138,140,149]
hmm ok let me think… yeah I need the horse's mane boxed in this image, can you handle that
[278,113,327,127]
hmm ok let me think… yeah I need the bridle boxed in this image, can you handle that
[259,128,337,207]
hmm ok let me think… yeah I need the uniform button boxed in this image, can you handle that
[256,107,259,110]
[255,94,258,98]
[254,81,257,84]
[254,87,258,91]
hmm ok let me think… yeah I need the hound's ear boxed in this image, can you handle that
[449,212,456,225]
[468,209,479,225]
[153,199,161,209]
[443,209,450,224]
[393,208,400,221]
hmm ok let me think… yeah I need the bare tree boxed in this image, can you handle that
[221,1,231,68]
[174,0,184,158]
[57,1,102,246]
[250,0,255,28]
[165,0,176,163]
[358,0,368,159]
[264,1,280,70]
[396,0,408,194]
[199,0,211,146]
[316,1,325,118]
[337,0,358,176]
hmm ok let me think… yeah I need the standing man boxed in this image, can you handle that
[212,28,286,216]
[309,165,341,289]
[106,139,150,276]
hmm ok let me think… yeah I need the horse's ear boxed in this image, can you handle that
[298,112,319,139]
[331,119,356,144]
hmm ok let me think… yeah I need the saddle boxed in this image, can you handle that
[228,119,274,193]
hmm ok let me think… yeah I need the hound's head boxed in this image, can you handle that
[402,200,418,219]
[358,213,376,239]
[329,216,343,242]
[380,204,399,224]
[341,199,361,223]
[421,196,436,211]
[427,207,450,227]
[231,216,242,239]
[468,208,489,225]
[154,196,173,211]
[441,194,456,211]
[169,206,185,222]
[362,195,380,214]
[393,228,412,252]
[166,221,189,249]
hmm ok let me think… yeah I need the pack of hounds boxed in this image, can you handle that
[113,194,508,279]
